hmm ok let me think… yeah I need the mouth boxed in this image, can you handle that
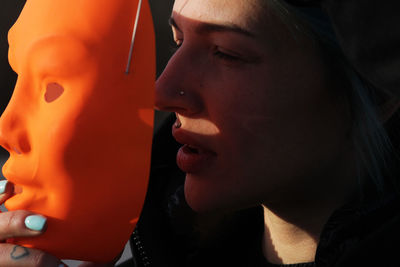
[5,185,36,211]
[177,144,216,173]
[185,144,204,154]
[1,167,35,210]
[13,184,23,195]
[2,166,26,196]
[172,122,217,173]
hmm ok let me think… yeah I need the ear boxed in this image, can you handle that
[379,96,400,123]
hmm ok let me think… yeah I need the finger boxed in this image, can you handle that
[0,211,47,240]
[0,180,14,205]
[0,243,64,267]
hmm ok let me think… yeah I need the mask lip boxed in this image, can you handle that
[125,0,144,75]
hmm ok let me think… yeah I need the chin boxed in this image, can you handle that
[183,174,235,214]
[184,175,214,213]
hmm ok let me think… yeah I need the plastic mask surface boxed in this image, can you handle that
[0,0,155,262]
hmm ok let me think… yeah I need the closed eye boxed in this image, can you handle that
[214,50,241,62]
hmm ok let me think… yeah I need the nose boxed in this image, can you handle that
[155,48,204,116]
[0,93,31,155]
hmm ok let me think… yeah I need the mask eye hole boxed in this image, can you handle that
[44,83,64,103]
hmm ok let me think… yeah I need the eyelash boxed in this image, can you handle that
[213,50,241,62]
[172,39,241,63]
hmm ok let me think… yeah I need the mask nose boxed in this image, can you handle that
[0,104,31,155]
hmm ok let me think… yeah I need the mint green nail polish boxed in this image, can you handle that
[0,180,8,194]
[25,215,47,231]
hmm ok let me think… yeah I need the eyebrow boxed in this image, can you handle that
[17,36,89,77]
[168,17,256,38]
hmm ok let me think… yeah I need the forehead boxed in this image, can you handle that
[11,0,133,41]
[173,0,266,30]
[8,0,135,67]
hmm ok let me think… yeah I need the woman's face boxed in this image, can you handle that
[156,0,353,213]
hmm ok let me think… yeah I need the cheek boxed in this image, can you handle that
[34,92,82,153]
[207,82,350,193]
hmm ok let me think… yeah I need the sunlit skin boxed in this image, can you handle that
[0,0,154,262]
[156,0,357,264]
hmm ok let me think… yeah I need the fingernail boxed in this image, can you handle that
[25,215,47,231]
[0,180,8,194]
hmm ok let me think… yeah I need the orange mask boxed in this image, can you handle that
[0,0,154,262]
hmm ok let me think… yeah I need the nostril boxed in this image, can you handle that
[1,133,30,155]
[12,146,21,154]
[0,123,31,155]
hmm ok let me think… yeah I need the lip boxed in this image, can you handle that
[4,185,36,211]
[172,122,217,174]
[1,163,36,210]
[14,184,23,194]
[2,167,25,186]
[1,170,44,211]
[2,159,35,185]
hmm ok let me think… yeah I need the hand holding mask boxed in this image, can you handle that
[0,0,155,262]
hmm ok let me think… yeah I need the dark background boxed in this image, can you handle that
[0,0,176,175]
